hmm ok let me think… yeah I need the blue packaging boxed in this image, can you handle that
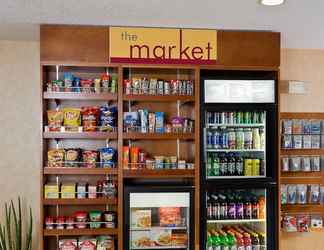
[99,147,117,168]
[100,105,117,132]
[73,77,81,92]
[155,112,164,133]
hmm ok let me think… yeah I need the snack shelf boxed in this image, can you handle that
[43,92,118,100]
[123,169,195,179]
[281,172,323,178]
[131,246,187,250]
[206,149,264,153]
[207,176,266,179]
[280,176,323,184]
[43,167,118,175]
[207,123,265,128]
[130,226,187,231]
[43,228,118,236]
[281,149,324,155]
[43,132,117,139]
[207,219,266,223]
[123,94,195,102]
[123,132,195,140]
[281,204,323,213]
[43,198,117,205]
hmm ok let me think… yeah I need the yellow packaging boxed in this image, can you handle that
[63,108,81,131]
[44,183,59,199]
[61,183,76,199]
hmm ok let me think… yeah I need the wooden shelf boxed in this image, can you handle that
[123,132,195,140]
[123,94,195,102]
[43,228,118,236]
[281,149,324,155]
[43,167,118,175]
[123,169,195,179]
[281,204,323,213]
[281,172,322,178]
[44,92,117,100]
[43,132,117,139]
[43,198,117,205]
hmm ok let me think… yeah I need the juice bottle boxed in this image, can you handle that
[258,196,266,219]
[252,196,260,219]
[244,233,252,250]
[220,154,228,176]
[207,231,213,250]
[244,195,252,219]
[259,233,266,250]
[207,154,213,177]
[227,194,237,220]
[235,155,244,176]
[219,194,228,219]
[227,231,237,250]
[244,159,253,176]
[259,128,265,149]
[211,230,222,250]
[235,233,245,250]
[252,233,260,250]
[213,156,220,176]
[228,153,236,176]
[219,230,230,250]
[236,193,244,220]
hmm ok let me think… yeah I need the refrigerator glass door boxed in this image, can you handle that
[129,192,191,250]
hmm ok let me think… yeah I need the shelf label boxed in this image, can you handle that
[109,27,217,64]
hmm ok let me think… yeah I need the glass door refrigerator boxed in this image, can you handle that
[200,70,278,250]
[124,186,194,250]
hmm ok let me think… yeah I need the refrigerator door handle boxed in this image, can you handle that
[203,127,207,160]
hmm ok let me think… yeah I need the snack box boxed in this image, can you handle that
[61,183,76,199]
[155,112,164,133]
[132,209,151,228]
[77,182,87,199]
[78,237,97,250]
[59,239,78,250]
[96,236,115,250]
[44,183,59,199]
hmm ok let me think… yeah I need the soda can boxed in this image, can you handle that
[157,80,164,95]
[164,81,171,95]
[222,129,229,149]
[207,131,213,148]
[252,159,260,176]
[207,112,214,124]
[170,80,178,95]
[221,112,226,124]
[213,131,220,149]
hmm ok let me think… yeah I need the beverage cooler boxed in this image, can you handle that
[124,186,194,250]
[200,71,279,250]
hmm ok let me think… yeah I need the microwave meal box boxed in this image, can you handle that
[132,209,151,228]
[96,236,115,250]
[131,231,152,248]
[159,207,181,227]
[44,183,59,199]
[59,239,78,250]
[151,229,172,247]
[171,230,188,246]
[61,183,76,199]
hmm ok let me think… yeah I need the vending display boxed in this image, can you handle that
[124,187,194,250]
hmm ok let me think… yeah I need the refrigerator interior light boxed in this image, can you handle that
[260,0,285,6]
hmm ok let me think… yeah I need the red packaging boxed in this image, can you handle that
[59,239,78,250]
[66,216,75,229]
[78,239,97,250]
[81,107,100,132]
[124,79,132,95]
[130,147,140,169]
[45,216,55,229]
[159,207,181,227]
[81,79,93,93]
[297,215,310,232]
[56,216,65,230]
[123,146,130,169]
[74,211,88,229]
[82,150,98,168]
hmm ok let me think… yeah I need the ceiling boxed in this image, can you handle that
[0,0,323,49]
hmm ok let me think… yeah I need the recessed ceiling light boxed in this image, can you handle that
[260,0,285,6]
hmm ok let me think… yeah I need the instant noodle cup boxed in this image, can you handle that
[47,110,64,131]
[63,108,81,131]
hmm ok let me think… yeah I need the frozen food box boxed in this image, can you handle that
[131,231,152,248]
[151,229,172,247]
[159,207,181,227]
[131,209,151,228]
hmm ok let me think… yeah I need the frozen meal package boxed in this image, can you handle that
[287,185,297,204]
[171,230,188,247]
[309,185,320,204]
[293,135,302,149]
[301,157,311,172]
[303,135,312,149]
[282,135,292,149]
[311,135,321,149]
[311,120,321,134]
[281,185,288,205]
[131,210,151,228]
[159,207,181,227]
[303,120,312,134]
[290,157,301,172]
[282,119,292,134]
[292,119,303,134]
[281,157,289,172]
[297,215,310,232]
[311,156,321,172]
[131,231,152,248]
[310,215,323,231]
[283,215,297,232]
[151,229,172,247]
[296,184,307,204]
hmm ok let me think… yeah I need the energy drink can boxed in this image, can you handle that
[207,131,213,148]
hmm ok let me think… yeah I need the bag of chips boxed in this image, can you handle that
[65,148,81,168]
[81,107,100,132]
[82,150,98,168]
[99,147,117,168]
[48,149,65,168]
[63,108,81,131]
[47,110,63,131]
[100,105,117,132]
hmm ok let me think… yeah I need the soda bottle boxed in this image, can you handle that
[236,193,244,220]
[243,233,252,250]
[244,128,253,149]
[207,154,213,177]
[235,155,244,176]
[219,230,230,250]
[207,195,213,219]
[228,153,236,176]
[235,233,245,250]
[259,233,266,250]
[252,233,261,250]
[252,111,259,124]
[227,232,237,250]
[219,194,228,219]
[211,230,222,250]
[252,196,260,219]
[244,195,252,219]
[259,128,265,149]
[214,130,220,149]
[227,194,237,220]
[211,194,220,220]
[252,128,261,149]
[220,154,228,176]
[236,128,244,149]
[223,128,229,149]
[207,231,214,250]
[228,128,236,149]
[207,112,214,124]
[213,156,220,176]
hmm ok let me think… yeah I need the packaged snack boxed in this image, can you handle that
[170,80,178,95]
[148,113,156,133]
[310,215,323,231]
[63,108,81,131]
[47,110,64,131]
[149,78,157,95]
[303,135,312,149]
[74,211,88,229]
[145,159,155,169]
[82,150,98,168]
[164,81,170,95]
[61,183,76,199]
[132,209,151,228]
[281,157,289,172]
[292,119,303,134]
[311,120,321,134]
[311,156,321,171]
[154,156,164,169]
[139,109,149,133]
[73,77,81,92]
[170,156,178,169]
[155,112,165,133]
[56,216,65,229]
[65,148,80,168]
[64,72,74,92]
[287,185,297,204]
[59,239,78,250]
[296,184,307,204]
[66,216,75,230]
[101,74,110,93]
[152,229,172,247]
[88,185,97,198]
[48,149,65,168]
[301,157,311,172]
[78,238,97,250]
[282,215,297,232]
[171,230,188,246]
[99,147,116,168]
[99,106,117,132]
[44,183,59,199]
[289,157,301,172]
[311,135,321,149]
[102,180,117,199]
[292,135,302,149]
[103,211,116,229]
[130,147,140,169]
[309,185,320,204]
[45,216,55,229]
[282,120,292,134]
[303,120,312,134]
[89,211,102,229]
[141,77,149,95]
[111,75,117,94]
[77,182,87,199]
[282,135,292,149]
[124,112,139,132]
[178,160,186,169]
[97,236,115,250]
[171,116,184,133]
[159,207,181,227]
[132,78,141,95]
[320,186,324,204]
[81,106,100,132]
[297,215,310,232]
[81,79,93,93]
[123,146,130,169]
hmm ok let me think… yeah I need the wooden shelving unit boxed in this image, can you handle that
[43,92,117,100]
[44,228,118,236]
[122,132,195,140]
[43,167,118,175]
[43,132,117,139]
[123,169,195,179]
[43,198,117,205]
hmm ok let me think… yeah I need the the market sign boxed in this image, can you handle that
[109,27,217,64]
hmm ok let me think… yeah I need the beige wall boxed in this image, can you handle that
[0,40,40,248]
